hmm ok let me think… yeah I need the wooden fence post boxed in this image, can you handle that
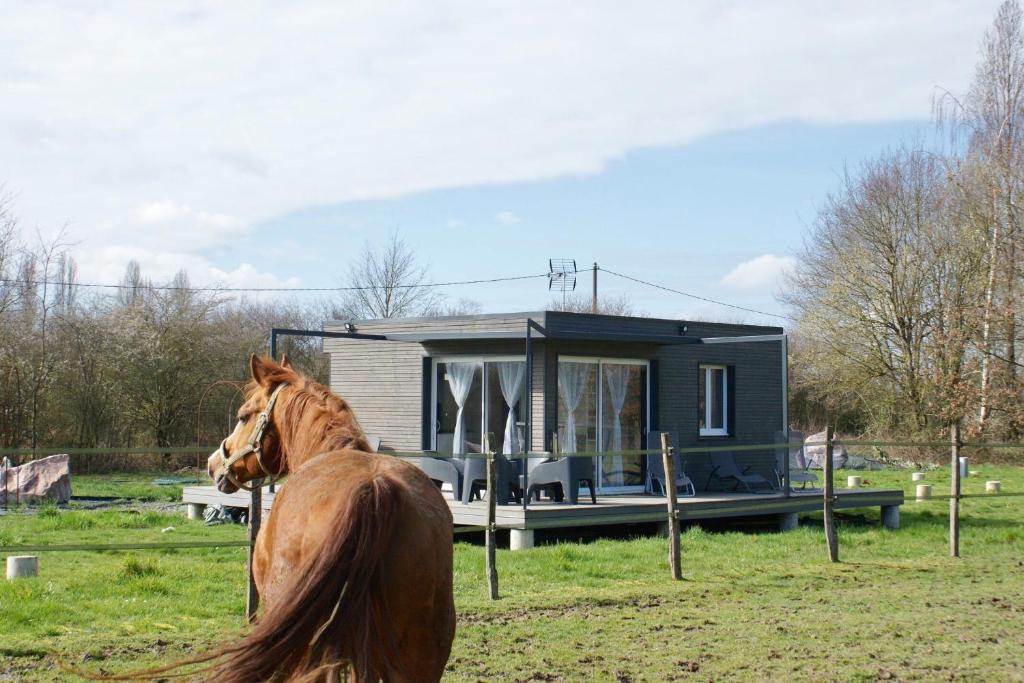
[246,484,262,621]
[661,432,682,580]
[823,424,838,563]
[484,433,498,600]
[950,421,962,558]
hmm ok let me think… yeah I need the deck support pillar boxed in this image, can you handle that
[510,528,534,550]
[778,512,799,532]
[187,503,206,521]
[881,504,900,529]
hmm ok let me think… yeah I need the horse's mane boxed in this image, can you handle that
[247,363,372,468]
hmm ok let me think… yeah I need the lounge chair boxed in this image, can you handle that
[705,451,776,493]
[645,432,696,497]
[525,452,597,505]
[774,430,819,491]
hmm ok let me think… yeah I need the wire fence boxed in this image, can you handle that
[1,431,1021,602]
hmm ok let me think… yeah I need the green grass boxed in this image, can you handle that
[68,472,202,502]
[1,467,1022,681]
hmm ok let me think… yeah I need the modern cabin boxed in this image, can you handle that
[182,311,905,548]
[323,310,788,494]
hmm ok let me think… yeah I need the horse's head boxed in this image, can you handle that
[208,354,296,494]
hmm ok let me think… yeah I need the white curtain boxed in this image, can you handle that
[495,361,526,455]
[445,363,477,454]
[604,364,630,487]
[558,362,590,454]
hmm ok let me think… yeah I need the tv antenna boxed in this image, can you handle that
[548,258,577,307]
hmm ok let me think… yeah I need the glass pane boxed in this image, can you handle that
[698,368,707,430]
[435,362,482,454]
[601,363,645,487]
[710,368,724,429]
[486,362,527,455]
[557,361,597,454]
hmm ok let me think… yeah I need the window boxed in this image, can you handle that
[698,365,728,436]
[433,358,527,455]
[557,357,648,490]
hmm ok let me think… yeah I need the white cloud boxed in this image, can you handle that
[0,1,1002,283]
[496,211,520,226]
[721,254,796,291]
[136,200,248,250]
[72,245,301,295]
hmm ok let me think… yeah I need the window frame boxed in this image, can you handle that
[698,364,729,437]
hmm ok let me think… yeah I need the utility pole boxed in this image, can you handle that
[591,262,598,313]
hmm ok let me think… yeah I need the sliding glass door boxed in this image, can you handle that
[557,357,648,492]
[433,357,527,456]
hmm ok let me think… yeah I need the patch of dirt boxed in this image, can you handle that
[459,595,666,627]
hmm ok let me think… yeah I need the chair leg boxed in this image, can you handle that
[587,479,596,504]
[566,481,578,505]
[462,479,476,504]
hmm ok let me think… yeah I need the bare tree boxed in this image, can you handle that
[549,292,639,316]
[0,189,21,317]
[335,232,443,319]
[938,0,1024,434]
[782,148,984,436]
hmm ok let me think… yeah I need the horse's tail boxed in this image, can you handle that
[66,468,406,683]
[213,469,406,683]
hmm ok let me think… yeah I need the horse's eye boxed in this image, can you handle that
[239,415,249,424]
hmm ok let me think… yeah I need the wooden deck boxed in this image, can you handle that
[182,485,905,532]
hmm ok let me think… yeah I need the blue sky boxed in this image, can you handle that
[0,2,1001,326]
[240,119,927,323]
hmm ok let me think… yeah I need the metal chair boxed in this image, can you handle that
[775,430,819,491]
[705,451,776,493]
[645,432,696,497]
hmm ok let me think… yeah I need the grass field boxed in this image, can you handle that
[70,472,203,503]
[1,464,1022,681]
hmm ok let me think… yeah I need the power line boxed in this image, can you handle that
[0,272,550,293]
[599,266,795,322]
[0,266,797,322]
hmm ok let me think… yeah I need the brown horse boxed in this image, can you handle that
[202,354,456,682]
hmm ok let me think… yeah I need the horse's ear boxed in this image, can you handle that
[280,354,294,370]
[250,353,272,387]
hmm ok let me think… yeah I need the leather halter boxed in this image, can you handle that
[214,383,286,492]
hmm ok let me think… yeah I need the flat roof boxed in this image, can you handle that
[385,329,704,344]
[324,309,784,335]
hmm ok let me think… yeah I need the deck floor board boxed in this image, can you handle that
[182,486,904,530]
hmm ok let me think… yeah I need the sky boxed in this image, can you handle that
[0,1,1005,325]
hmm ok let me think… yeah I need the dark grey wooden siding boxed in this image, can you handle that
[655,341,784,491]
